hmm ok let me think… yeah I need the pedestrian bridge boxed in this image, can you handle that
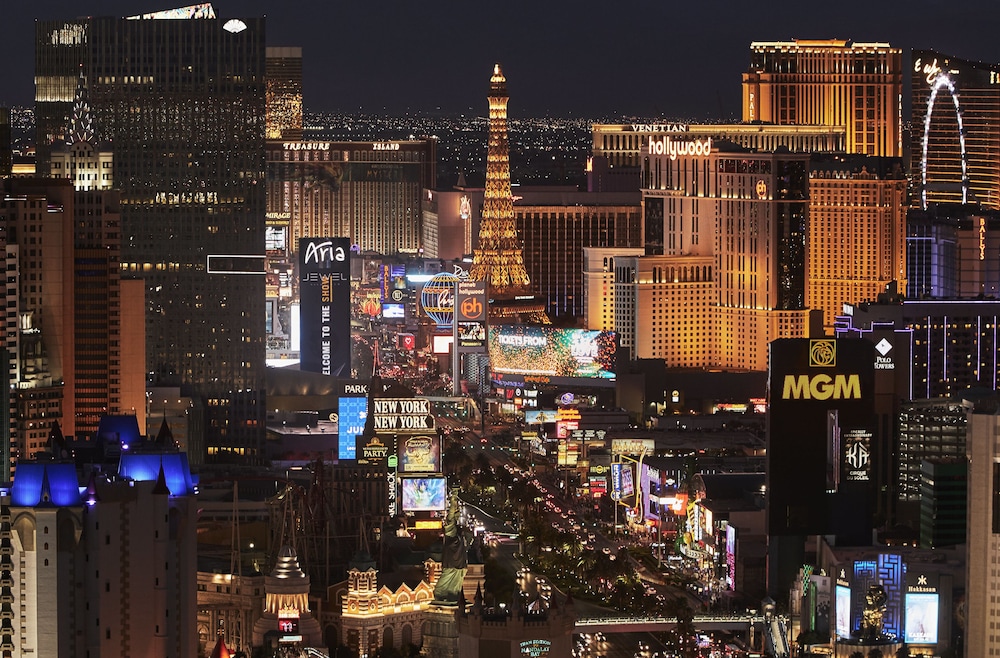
[575,614,758,633]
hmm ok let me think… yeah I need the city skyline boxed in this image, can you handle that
[3,0,1000,117]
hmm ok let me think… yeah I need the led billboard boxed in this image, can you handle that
[524,409,558,425]
[382,302,405,319]
[905,570,939,644]
[905,593,939,644]
[455,280,488,353]
[337,396,367,460]
[488,325,616,385]
[836,585,851,639]
[299,238,351,376]
[401,477,448,512]
[381,264,406,301]
[399,434,441,473]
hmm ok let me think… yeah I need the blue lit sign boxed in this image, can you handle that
[338,397,367,460]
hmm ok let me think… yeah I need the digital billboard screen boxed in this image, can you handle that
[382,303,405,319]
[399,434,441,473]
[905,593,939,644]
[265,225,287,253]
[836,585,851,639]
[299,238,351,376]
[525,410,558,425]
[489,325,616,385]
[337,396,367,460]
[401,477,448,512]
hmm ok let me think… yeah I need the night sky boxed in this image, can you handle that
[3,0,1000,118]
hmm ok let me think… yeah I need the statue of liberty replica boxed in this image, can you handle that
[422,488,469,658]
[433,488,468,604]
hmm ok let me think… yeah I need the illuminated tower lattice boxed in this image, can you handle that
[470,64,548,323]
[470,64,531,292]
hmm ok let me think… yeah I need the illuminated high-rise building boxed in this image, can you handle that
[807,155,907,332]
[911,49,1000,209]
[582,247,644,331]
[2,449,199,656]
[266,46,303,141]
[907,204,1000,298]
[36,5,267,464]
[592,122,846,169]
[629,139,818,371]
[513,189,641,320]
[742,39,903,157]
[468,64,547,323]
[0,92,146,464]
[266,139,436,257]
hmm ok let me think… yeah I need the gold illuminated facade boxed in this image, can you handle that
[421,188,481,260]
[266,46,303,141]
[742,39,902,157]
[627,142,817,371]
[807,155,907,332]
[613,254,718,367]
[592,123,846,168]
[582,247,643,331]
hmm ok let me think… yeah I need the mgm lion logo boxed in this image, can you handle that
[809,340,836,368]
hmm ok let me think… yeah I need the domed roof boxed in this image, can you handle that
[271,545,308,580]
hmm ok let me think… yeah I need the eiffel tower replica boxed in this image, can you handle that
[468,64,550,325]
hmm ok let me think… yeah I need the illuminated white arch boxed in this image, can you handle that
[921,73,969,209]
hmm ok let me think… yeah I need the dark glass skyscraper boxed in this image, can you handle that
[36,9,267,463]
[911,50,1000,209]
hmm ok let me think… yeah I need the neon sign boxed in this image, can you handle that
[647,136,713,160]
[914,57,943,85]
[283,142,330,150]
[981,217,987,260]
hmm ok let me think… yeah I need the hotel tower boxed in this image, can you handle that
[911,49,1000,210]
[36,5,267,463]
[742,39,903,157]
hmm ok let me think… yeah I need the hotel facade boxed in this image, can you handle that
[619,137,819,371]
[742,39,903,157]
